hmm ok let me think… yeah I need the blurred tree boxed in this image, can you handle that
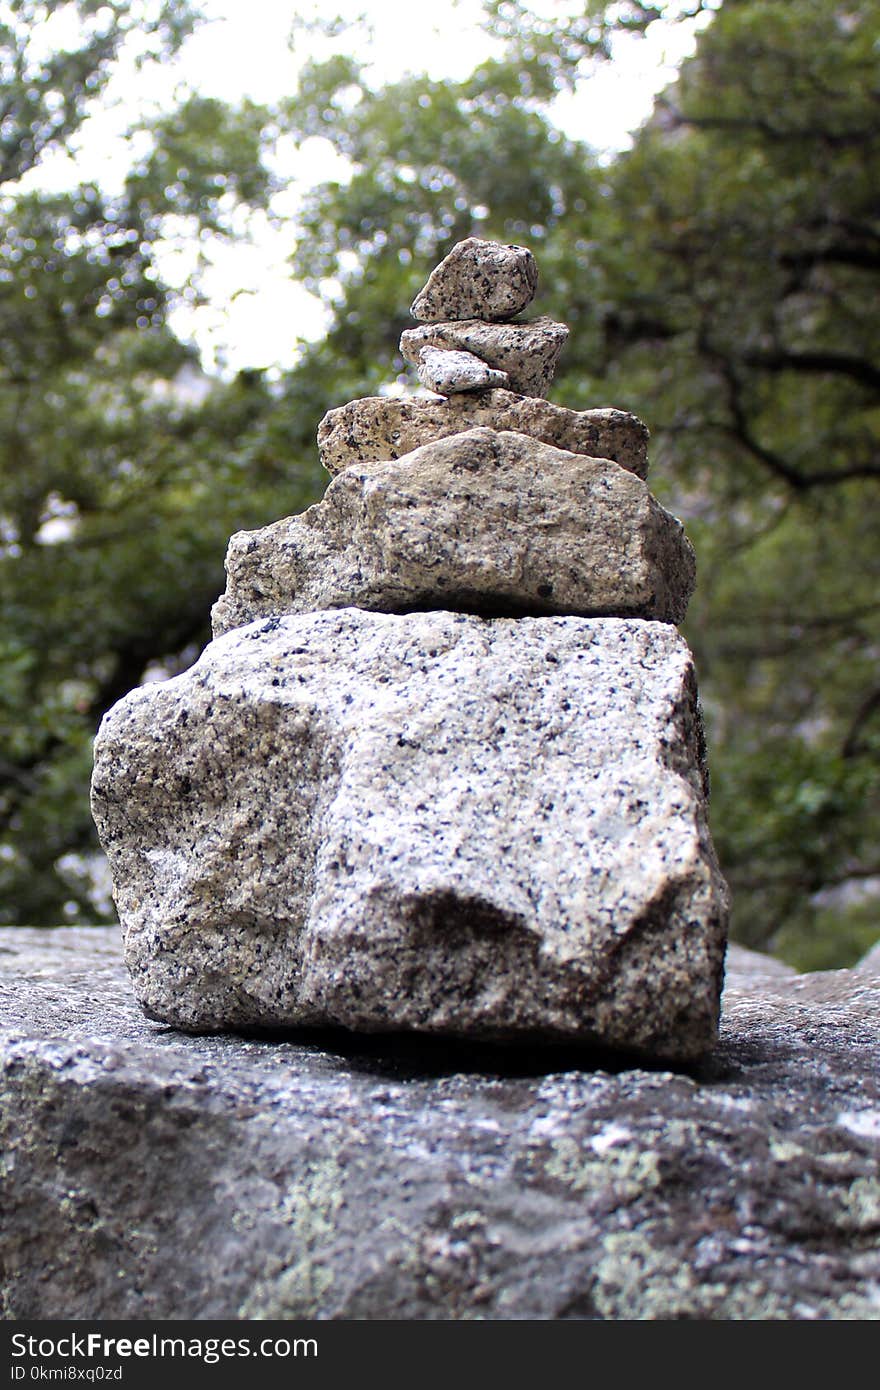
[4,0,877,965]
[0,2,321,922]
[526,0,880,963]
[281,46,589,393]
[279,0,880,964]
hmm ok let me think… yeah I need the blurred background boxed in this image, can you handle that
[1,0,877,968]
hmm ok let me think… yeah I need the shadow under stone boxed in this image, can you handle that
[152,1020,707,1083]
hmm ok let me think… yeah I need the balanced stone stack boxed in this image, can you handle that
[92,238,729,1062]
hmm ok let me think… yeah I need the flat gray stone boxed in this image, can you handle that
[212,429,695,635]
[417,345,509,393]
[91,610,728,1060]
[317,390,649,478]
[410,237,538,322]
[2,926,879,1320]
[401,317,569,398]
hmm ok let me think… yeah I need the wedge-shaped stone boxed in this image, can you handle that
[212,429,694,636]
[317,389,649,478]
[410,237,538,322]
[401,317,568,397]
[91,609,729,1059]
[417,345,509,393]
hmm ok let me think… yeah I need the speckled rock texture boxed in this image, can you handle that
[410,238,538,323]
[1,926,878,1321]
[400,318,569,398]
[317,391,649,478]
[90,609,727,1059]
[212,429,695,637]
[416,345,509,394]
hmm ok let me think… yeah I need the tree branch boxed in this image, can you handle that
[779,245,880,273]
[657,96,880,150]
[842,687,880,759]
[703,342,880,488]
[713,355,810,490]
[742,348,880,393]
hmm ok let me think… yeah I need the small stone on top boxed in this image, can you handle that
[410,237,538,323]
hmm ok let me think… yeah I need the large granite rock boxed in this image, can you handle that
[410,237,538,322]
[400,318,569,398]
[91,609,727,1060]
[2,926,878,1321]
[212,429,696,635]
[317,390,649,478]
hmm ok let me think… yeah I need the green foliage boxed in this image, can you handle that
[0,1,199,187]
[2,0,877,965]
[275,0,880,965]
[483,1,682,88]
[559,0,880,961]
[126,94,275,233]
[775,895,880,974]
[0,1,320,923]
[281,50,590,399]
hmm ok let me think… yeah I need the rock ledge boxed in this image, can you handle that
[1,928,878,1321]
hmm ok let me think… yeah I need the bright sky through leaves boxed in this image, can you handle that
[23,1,708,371]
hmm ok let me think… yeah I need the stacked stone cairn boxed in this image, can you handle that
[92,238,730,1062]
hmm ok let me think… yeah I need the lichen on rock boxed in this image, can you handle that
[1,928,878,1320]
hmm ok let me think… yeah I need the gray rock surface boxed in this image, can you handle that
[2,926,878,1321]
[317,390,649,478]
[91,609,727,1059]
[212,429,695,635]
[400,318,569,398]
[410,238,538,323]
[417,345,509,393]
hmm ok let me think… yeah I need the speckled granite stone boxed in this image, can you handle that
[400,317,568,398]
[91,609,727,1057]
[410,238,538,323]
[212,429,694,636]
[317,390,648,478]
[416,345,509,393]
